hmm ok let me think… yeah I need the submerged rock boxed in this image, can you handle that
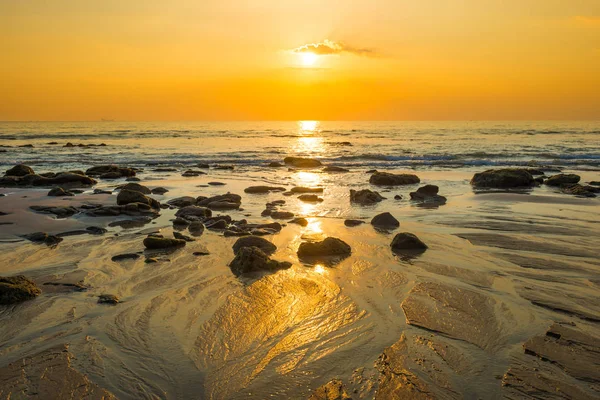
[349,189,385,205]
[23,232,64,246]
[270,211,295,219]
[116,189,160,209]
[151,187,169,194]
[290,186,324,194]
[298,194,323,202]
[308,379,352,400]
[545,173,581,186]
[268,161,283,167]
[143,236,186,249]
[370,172,420,186]
[289,217,309,226]
[297,237,351,262]
[233,236,277,255]
[48,187,74,197]
[98,294,119,304]
[168,196,198,208]
[182,170,206,177]
[175,205,212,220]
[111,253,141,262]
[244,186,286,194]
[117,182,151,194]
[5,164,34,177]
[283,157,322,168]
[188,220,205,236]
[470,168,534,188]
[228,246,292,276]
[86,165,135,178]
[344,219,365,227]
[322,166,350,173]
[371,212,400,229]
[0,275,41,304]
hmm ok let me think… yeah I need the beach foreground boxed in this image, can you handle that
[0,156,599,400]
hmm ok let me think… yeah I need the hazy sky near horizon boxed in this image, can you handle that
[1,0,599,121]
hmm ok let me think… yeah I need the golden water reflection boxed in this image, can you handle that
[298,120,320,134]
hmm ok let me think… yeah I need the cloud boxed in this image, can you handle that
[291,40,375,57]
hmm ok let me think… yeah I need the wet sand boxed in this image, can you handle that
[0,166,599,399]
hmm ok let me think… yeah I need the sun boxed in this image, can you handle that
[301,52,318,66]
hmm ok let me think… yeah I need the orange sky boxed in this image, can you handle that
[1,0,599,121]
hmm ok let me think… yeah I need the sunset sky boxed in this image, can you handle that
[1,0,599,121]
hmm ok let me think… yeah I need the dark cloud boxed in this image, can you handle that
[291,40,375,56]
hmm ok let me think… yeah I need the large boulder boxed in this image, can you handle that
[470,169,534,188]
[0,276,41,304]
[197,194,241,210]
[232,236,277,255]
[228,246,291,276]
[116,189,160,209]
[175,205,212,220]
[391,233,428,252]
[143,236,186,249]
[244,186,286,194]
[117,182,151,194]
[297,237,351,263]
[350,189,385,205]
[545,174,581,186]
[371,212,399,229]
[283,157,322,168]
[5,164,34,177]
[370,172,420,186]
[167,196,197,208]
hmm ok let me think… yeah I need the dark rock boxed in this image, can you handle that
[86,226,107,235]
[297,237,351,262]
[168,196,197,208]
[366,169,377,174]
[322,166,349,173]
[298,194,323,202]
[289,217,309,226]
[283,157,322,168]
[152,167,178,172]
[175,205,212,220]
[344,219,365,227]
[1,173,96,188]
[560,184,597,197]
[86,165,136,178]
[117,182,151,194]
[98,294,119,304]
[208,182,226,186]
[213,165,234,170]
[48,187,74,197]
[93,188,112,194]
[409,185,447,205]
[370,172,420,186]
[290,187,323,194]
[198,193,241,210]
[126,177,141,182]
[111,253,141,262]
[534,176,544,184]
[206,219,228,230]
[268,162,283,167]
[182,170,206,177]
[188,221,205,236]
[29,206,78,218]
[108,217,152,228]
[471,169,534,188]
[100,172,125,179]
[18,144,34,148]
[350,189,385,205]
[151,187,169,194]
[545,174,581,186]
[173,232,195,242]
[196,163,210,168]
[228,246,291,276]
[5,164,34,177]
[0,276,41,304]
[173,217,190,226]
[233,236,277,255]
[394,195,402,200]
[244,186,286,194]
[143,236,186,249]
[270,211,294,219]
[116,189,160,209]
[589,181,600,186]
[193,251,210,256]
[224,230,250,237]
[391,233,428,252]
[371,212,400,229]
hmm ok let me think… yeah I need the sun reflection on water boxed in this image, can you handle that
[313,264,326,274]
[298,120,319,134]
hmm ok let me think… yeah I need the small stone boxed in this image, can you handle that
[289,217,309,226]
[143,236,186,249]
[298,194,323,202]
[98,294,119,304]
[111,253,140,262]
[391,232,428,252]
[48,187,74,197]
[344,219,365,227]
[371,212,400,229]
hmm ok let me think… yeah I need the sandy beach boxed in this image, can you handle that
[1,149,599,399]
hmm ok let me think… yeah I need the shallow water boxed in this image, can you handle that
[0,121,599,399]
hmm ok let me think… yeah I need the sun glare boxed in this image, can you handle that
[301,52,318,66]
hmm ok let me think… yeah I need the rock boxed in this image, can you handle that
[145,258,158,263]
[86,226,107,235]
[309,379,352,400]
[268,162,283,167]
[111,253,141,262]
[409,184,447,205]
[188,221,205,236]
[370,172,420,186]
[270,211,294,219]
[0,275,41,304]
[244,186,286,194]
[98,294,119,304]
[590,181,600,186]
[143,236,186,249]
[173,232,195,242]
[197,194,241,210]
[213,165,234,170]
[394,195,402,200]
[117,182,151,194]
[173,217,190,226]
[228,246,291,276]
[534,176,544,184]
[175,205,212,220]
[344,219,365,227]
[290,187,323,193]
[470,168,535,188]
[5,164,34,177]
[1,173,97,188]
[206,219,228,230]
[151,187,169,194]
[193,251,210,256]
[391,233,428,252]
[182,170,206,177]
[298,194,323,202]
[545,173,581,186]
[108,217,152,228]
[289,217,309,226]
[126,177,141,182]
[283,157,322,168]
[152,167,177,172]
[322,166,349,173]
[99,172,123,179]
[233,236,277,255]
[524,168,546,176]
[93,188,112,194]
[206,201,240,210]
[48,187,74,197]
[371,212,400,229]
[297,237,351,262]
[23,231,64,246]
[168,196,197,208]
[349,189,385,205]
[366,169,377,174]
[560,184,597,197]
[86,165,136,177]
[116,189,160,209]
[224,230,250,237]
